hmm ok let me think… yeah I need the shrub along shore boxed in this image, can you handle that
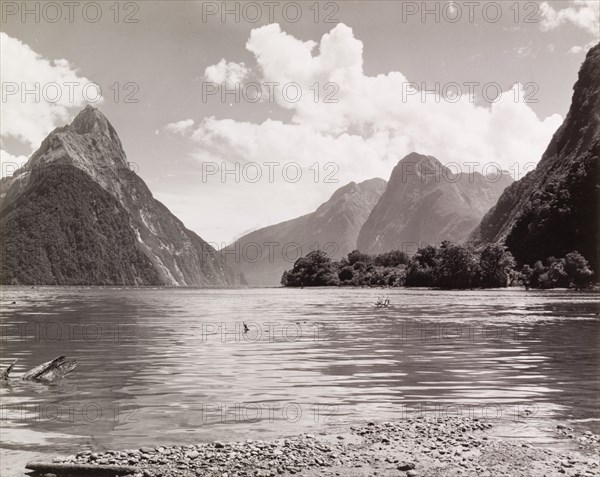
[281,242,595,290]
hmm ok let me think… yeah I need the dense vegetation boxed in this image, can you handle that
[520,252,595,290]
[281,243,595,290]
[0,164,161,285]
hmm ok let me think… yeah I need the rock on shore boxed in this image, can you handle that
[44,417,599,477]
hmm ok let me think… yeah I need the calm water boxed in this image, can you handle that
[0,287,599,475]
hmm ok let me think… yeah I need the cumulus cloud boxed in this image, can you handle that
[540,0,600,53]
[204,58,249,87]
[540,0,599,35]
[190,23,561,174]
[164,119,195,135]
[0,32,102,151]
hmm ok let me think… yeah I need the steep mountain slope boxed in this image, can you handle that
[357,153,513,254]
[0,165,160,285]
[224,178,387,286]
[472,43,599,271]
[0,106,233,286]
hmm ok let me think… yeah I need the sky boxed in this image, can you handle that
[1,1,599,245]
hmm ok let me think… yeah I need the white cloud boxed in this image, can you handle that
[192,24,561,172]
[568,40,598,54]
[516,44,535,58]
[204,58,249,87]
[569,44,584,54]
[540,0,599,53]
[164,119,195,135]
[0,32,102,152]
[540,0,599,35]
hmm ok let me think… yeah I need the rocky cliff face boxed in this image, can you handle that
[224,178,387,286]
[0,106,233,286]
[356,153,513,255]
[472,43,600,271]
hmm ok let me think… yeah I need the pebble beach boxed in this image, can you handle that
[33,416,600,477]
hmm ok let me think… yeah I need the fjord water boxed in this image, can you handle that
[1,287,598,472]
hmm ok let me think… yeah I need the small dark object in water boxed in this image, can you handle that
[243,322,250,333]
[11,301,16,304]
[375,297,391,308]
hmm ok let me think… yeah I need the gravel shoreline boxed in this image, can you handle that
[40,417,599,477]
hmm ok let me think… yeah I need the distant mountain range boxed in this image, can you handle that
[357,153,513,255]
[0,106,234,286]
[229,153,512,285]
[224,178,387,286]
[472,43,600,273]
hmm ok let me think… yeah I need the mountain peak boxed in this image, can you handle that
[357,152,513,254]
[358,177,387,190]
[70,104,113,136]
[398,152,441,166]
[388,152,446,185]
[0,105,234,287]
[328,181,359,200]
[327,178,387,204]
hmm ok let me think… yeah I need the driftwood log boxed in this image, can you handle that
[25,461,139,476]
[1,356,77,382]
[0,359,17,380]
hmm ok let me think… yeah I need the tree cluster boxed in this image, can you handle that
[281,243,595,290]
[519,251,594,290]
[281,249,410,288]
[404,242,515,289]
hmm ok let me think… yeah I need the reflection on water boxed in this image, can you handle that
[0,287,598,469]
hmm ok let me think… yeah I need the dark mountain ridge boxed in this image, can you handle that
[472,43,600,273]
